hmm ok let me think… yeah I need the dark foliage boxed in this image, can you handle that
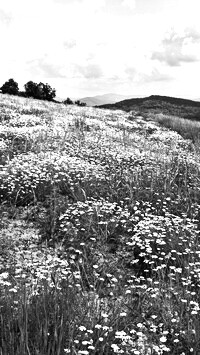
[24,81,38,98]
[63,97,74,105]
[75,100,86,107]
[0,78,19,95]
[18,91,27,98]
[24,81,56,101]
[37,82,56,101]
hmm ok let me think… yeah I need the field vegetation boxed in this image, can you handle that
[1,93,200,354]
[151,113,200,148]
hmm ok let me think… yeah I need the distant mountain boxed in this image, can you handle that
[98,95,200,121]
[79,93,136,107]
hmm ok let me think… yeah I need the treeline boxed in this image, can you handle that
[0,78,86,106]
[62,98,86,106]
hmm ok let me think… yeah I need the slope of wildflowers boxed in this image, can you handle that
[1,94,200,354]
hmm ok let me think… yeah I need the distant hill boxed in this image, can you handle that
[98,95,200,121]
[79,93,136,106]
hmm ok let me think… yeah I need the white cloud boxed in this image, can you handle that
[74,64,103,79]
[152,29,200,66]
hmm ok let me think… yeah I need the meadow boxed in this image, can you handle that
[1,93,200,354]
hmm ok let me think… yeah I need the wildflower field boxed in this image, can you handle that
[1,93,200,354]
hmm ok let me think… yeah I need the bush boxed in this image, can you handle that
[75,100,86,107]
[18,91,27,98]
[0,78,19,95]
[63,97,74,105]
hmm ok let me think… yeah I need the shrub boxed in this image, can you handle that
[0,78,19,95]
[75,100,86,107]
[18,91,27,98]
[63,98,74,105]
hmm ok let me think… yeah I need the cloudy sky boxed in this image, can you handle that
[0,0,200,99]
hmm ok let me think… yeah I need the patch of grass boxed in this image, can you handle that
[153,113,200,145]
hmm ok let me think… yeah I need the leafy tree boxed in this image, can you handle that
[24,81,56,101]
[38,82,56,101]
[63,97,74,105]
[0,78,19,95]
[24,81,38,98]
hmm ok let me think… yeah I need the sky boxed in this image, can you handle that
[0,0,200,99]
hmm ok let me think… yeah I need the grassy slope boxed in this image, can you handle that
[99,95,200,121]
[1,94,200,354]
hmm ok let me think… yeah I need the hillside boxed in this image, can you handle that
[1,93,200,354]
[79,93,135,106]
[99,94,200,120]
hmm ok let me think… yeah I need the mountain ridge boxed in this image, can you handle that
[79,93,137,106]
[98,95,200,108]
[98,94,200,121]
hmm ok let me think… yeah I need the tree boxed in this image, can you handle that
[63,97,74,105]
[38,82,56,101]
[24,81,56,101]
[1,78,19,95]
[24,81,38,98]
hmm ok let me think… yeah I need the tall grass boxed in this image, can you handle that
[1,94,200,354]
[153,113,200,147]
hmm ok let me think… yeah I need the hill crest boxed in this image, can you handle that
[99,95,200,108]
[98,95,200,121]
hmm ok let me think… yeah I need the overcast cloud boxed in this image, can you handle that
[0,0,200,99]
